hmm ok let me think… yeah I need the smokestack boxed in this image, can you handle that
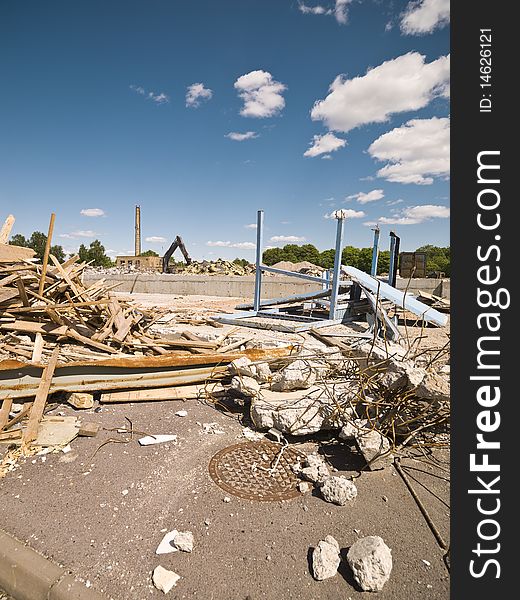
[135,205,141,256]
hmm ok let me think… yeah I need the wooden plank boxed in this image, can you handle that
[49,254,90,302]
[31,333,44,362]
[0,402,32,432]
[22,346,60,444]
[0,288,19,304]
[16,277,30,306]
[38,212,55,295]
[66,328,120,354]
[0,320,68,336]
[9,299,112,313]
[0,398,13,429]
[0,273,21,288]
[2,344,33,359]
[181,331,211,355]
[0,244,35,263]
[0,215,15,244]
[101,383,225,403]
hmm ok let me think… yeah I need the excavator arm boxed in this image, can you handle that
[162,236,192,273]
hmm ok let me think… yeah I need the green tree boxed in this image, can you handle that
[10,233,29,247]
[262,247,284,265]
[78,240,113,267]
[233,258,250,267]
[9,231,64,262]
[140,249,159,257]
[318,249,336,269]
[415,245,451,277]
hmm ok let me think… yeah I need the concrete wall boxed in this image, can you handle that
[84,272,450,300]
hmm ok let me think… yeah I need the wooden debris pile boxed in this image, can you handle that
[0,250,233,364]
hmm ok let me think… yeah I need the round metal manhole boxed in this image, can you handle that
[208,441,307,502]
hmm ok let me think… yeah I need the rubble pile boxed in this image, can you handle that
[180,259,255,276]
[271,260,324,276]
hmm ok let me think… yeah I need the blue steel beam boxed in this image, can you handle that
[253,210,264,311]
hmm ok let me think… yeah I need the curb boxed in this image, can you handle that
[0,530,108,600]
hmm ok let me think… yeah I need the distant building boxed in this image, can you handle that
[115,255,162,271]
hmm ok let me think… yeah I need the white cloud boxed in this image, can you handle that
[368,117,450,185]
[130,85,169,104]
[80,208,105,217]
[362,221,379,227]
[378,204,450,225]
[304,132,346,157]
[244,223,257,229]
[310,52,450,133]
[324,209,365,219]
[206,240,256,249]
[186,83,213,108]
[59,230,97,239]
[334,0,351,24]
[401,0,450,35]
[225,131,259,141]
[145,236,167,243]
[321,154,332,160]
[386,199,405,206]
[298,2,329,16]
[345,189,384,204]
[234,70,286,118]
[298,1,352,24]
[270,235,306,243]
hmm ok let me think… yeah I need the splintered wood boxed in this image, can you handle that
[0,242,224,364]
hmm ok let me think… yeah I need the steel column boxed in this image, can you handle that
[253,209,264,311]
[388,231,396,286]
[329,213,345,320]
[370,226,380,276]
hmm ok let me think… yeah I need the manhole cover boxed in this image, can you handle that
[208,441,307,501]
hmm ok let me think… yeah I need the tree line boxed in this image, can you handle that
[10,231,450,275]
[262,243,450,276]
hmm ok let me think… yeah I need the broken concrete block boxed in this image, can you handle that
[250,387,325,435]
[78,422,100,437]
[254,362,272,383]
[152,566,180,593]
[339,419,368,441]
[352,340,407,370]
[346,536,392,592]
[355,430,392,470]
[379,360,426,390]
[320,476,357,505]
[270,359,316,392]
[312,535,341,581]
[228,357,256,378]
[298,481,313,494]
[65,392,94,409]
[230,375,261,397]
[156,530,179,555]
[292,453,330,483]
[415,371,450,403]
[173,531,194,553]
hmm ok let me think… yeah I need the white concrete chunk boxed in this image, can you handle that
[347,536,392,591]
[355,430,392,470]
[270,359,317,392]
[230,375,261,397]
[173,530,194,553]
[312,535,341,581]
[152,566,181,593]
[156,530,179,555]
[138,434,177,446]
[320,476,357,505]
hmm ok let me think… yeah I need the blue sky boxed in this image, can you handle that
[1,0,450,261]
